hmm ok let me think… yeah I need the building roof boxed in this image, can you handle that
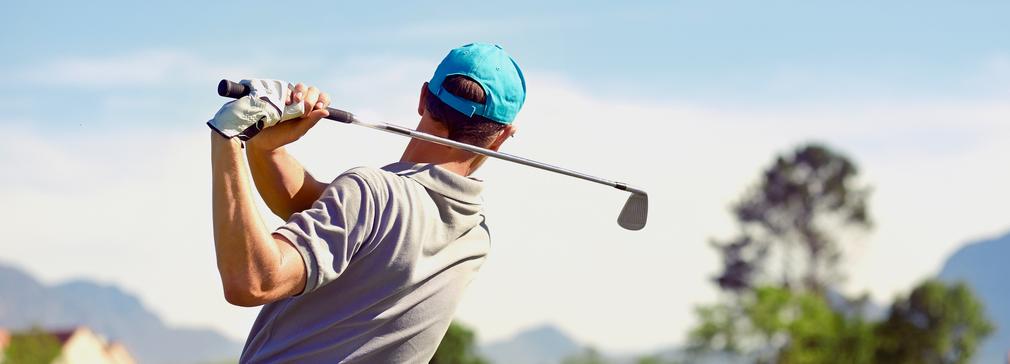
[0,326,135,364]
[50,327,82,345]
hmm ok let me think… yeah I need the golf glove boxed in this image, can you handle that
[207,79,306,140]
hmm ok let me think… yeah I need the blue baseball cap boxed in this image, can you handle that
[428,43,526,125]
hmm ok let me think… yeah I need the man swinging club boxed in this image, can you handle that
[208,43,525,363]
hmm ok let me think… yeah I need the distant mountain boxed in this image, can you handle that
[0,261,242,364]
[479,325,744,364]
[481,324,583,364]
[938,230,1010,364]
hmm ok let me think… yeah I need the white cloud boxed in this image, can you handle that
[19,49,256,87]
[1,63,1008,353]
[449,75,1010,350]
[0,126,261,339]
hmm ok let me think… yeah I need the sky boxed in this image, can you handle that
[1,0,1009,353]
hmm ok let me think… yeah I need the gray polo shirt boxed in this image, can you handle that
[239,162,491,363]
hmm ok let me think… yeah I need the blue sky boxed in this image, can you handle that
[2,0,1009,352]
[5,0,1008,122]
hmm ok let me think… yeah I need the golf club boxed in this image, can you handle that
[217,79,649,230]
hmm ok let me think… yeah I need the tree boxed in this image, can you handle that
[3,327,61,364]
[430,321,489,364]
[687,301,745,355]
[712,235,766,294]
[776,291,875,364]
[561,347,609,364]
[713,144,872,294]
[693,144,875,363]
[874,280,993,364]
[688,286,875,364]
[634,355,676,364]
[688,143,995,364]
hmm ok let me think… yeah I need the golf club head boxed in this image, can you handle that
[618,192,648,231]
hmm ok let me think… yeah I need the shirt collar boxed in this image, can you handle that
[382,162,484,205]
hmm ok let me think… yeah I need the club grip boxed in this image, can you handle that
[218,79,250,98]
[216,79,356,124]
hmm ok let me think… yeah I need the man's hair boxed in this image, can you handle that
[425,75,506,147]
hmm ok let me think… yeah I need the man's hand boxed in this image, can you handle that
[208,79,306,141]
[247,83,332,152]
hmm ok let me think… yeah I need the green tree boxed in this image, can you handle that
[634,355,671,364]
[430,321,489,364]
[692,143,875,363]
[561,347,609,364]
[687,301,745,355]
[713,144,872,294]
[874,280,993,364]
[687,143,996,364]
[3,327,61,364]
[776,291,875,364]
[688,286,875,364]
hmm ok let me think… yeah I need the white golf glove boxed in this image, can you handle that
[207,79,306,140]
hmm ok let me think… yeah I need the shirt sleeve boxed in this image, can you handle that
[273,171,378,295]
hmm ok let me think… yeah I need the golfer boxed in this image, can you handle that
[208,43,525,363]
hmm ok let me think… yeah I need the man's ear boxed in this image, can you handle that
[486,125,517,152]
[418,82,429,116]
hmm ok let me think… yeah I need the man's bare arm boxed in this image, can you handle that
[211,131,307,307]
[246,146,327,219]
[245,84,331,218]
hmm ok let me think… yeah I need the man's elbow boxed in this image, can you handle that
[222,281,273,307]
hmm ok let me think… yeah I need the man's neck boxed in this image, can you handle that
[399,140,473,177]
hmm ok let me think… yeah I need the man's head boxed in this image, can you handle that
[402,43,526,175]
[423,75,505,147]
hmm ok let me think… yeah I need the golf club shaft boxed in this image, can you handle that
[217,80,645,195]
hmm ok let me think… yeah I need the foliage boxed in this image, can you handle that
[688,281,993,364]
[2,327,62,364]
[874,280,994,364]
[776,291,875,364]
[712,235,765,294]
[634,355,677,364]
[688,286,874,364]
[712,144,872,293]
[430,321,489,364]
[561,347,609,364]
[688,143,993,364]
[687,300,744,354]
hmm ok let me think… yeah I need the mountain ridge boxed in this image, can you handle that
[0,260,242,364]
[938,230,1010,364]
[481,324,583,364]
